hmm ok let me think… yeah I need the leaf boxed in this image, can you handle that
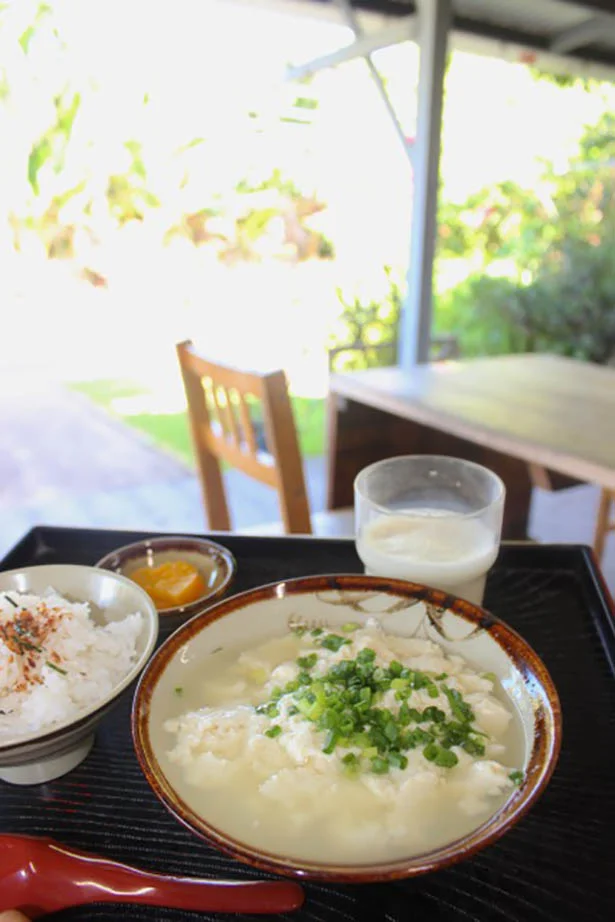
[18,2,52,54]
[56,91,81,139]
[27,138,53,194]
[53,180,87,210]
[176,137,206,154]
[18,25,36,53]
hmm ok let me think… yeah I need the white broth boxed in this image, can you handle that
[157,619,525,864]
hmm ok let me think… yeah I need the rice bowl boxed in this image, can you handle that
[0,589,144,743]
[0,564,158,785]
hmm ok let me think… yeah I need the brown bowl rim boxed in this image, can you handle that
[95,535,237,617]
[131,573,562,883]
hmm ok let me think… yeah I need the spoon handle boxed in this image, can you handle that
[50,871,305,915]
[2,836,304,917]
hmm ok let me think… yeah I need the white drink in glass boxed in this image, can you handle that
[356,509,499,606]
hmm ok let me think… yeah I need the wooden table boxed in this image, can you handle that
[327,353,615,539]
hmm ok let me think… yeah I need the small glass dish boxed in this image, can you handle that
[96,536,236,619]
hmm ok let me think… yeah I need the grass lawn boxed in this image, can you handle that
[69,379,326,463]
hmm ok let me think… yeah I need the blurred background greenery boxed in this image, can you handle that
[3,0,615,461]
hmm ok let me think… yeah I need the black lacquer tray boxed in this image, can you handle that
[1,526,614,921]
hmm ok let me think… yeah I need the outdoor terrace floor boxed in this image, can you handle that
[1,380,613,594]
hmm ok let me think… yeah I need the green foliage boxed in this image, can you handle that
[435,275,526,357]
[221,169,333,263]
[527,66,591,91]
[106,139,160,224]
[293,96,318,110]
[69,380,326,460]
[328,268,401,372]
[510,229,615,363]
[578,111,615,163]
[437,223,615,364]
[27,91,81,195]
[435,112,615,364]
[18,2,51,55]
[236,168,302,199]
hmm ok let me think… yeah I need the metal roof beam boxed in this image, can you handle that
[286,17,416,80]
[329,0,415,167]
[550,15,612,54]
[454,29,615,83]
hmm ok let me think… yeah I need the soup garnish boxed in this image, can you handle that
[160,618,525,864]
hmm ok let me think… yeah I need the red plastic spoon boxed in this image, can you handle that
[0,834,304,918]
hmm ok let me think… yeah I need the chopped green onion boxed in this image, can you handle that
[434,748,459,768]
[388,752,408,770]
[265,725,282,739]
[174,686,184,696]
[46,661,68,676]
[442,686,475,723]
[509,770,524,786]
[384,721,399,743]
[342,621,360,633]
[423,742,439,762]
[322,729,338,754]
[19,639,43,653]
[252,628,484,776]
[398,702,411,726]
[320,634,350,652]
[390,677,408,691]
[256,701,279,718]
[422,706,446,723]
[462,737,486,757]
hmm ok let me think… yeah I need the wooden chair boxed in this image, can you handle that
[176,340,315,534]
[593,489,615,561]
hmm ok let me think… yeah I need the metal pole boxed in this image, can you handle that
[333,0,414,168]
[399,0,451,368]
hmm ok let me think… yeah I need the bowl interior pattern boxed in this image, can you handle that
[133,574,562,883]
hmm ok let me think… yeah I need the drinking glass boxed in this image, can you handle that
[354,455,505,606]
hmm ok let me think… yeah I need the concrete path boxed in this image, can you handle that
[0,382,333,553]
[0,381,613,594]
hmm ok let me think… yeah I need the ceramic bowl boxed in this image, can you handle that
[132,574,561,883]
[96,536,236,619]
[0,564,158,785]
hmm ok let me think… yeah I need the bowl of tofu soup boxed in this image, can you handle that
[132,574,561,882]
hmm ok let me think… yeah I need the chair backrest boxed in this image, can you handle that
[176,340,312,534]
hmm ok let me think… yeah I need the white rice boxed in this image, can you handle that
[0,587,143,741]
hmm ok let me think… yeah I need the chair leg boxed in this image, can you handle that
[593,489,614,562]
